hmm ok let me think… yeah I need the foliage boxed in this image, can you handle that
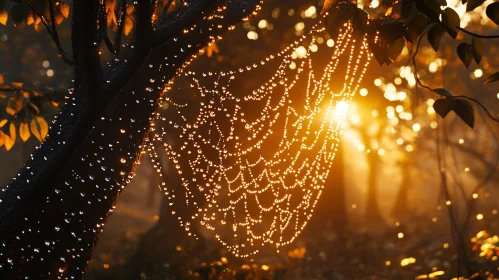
[322,0,499,129]
[0,76,63,150]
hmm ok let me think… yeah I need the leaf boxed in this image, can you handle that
[442,8,460,39]
[1,120,9,135]
[36,116,49,139]
[0,74,3,84]
[433,98,454,118]
[27,102,40,114]
[453,99,474,128]
[0,132,5,147]
[4,133,14,150]
[0,10,7,25]
[377,20,406,44]
[486,2,499,25]
[26,12,34,25]
[457,43,472,68]
[401,0,418,21]
[471,36,483,64]
[55,14,64,24]
[414,0,441,21]
[321,0,338,15]
[433,88,454,96]
[405,14,432,43]
[325,6,348,39]
[368,39,386,65]
[124,17,133,36]
[30,118,42,142]
[484,71,499,84]
[386,37,405,63]
[427,24,446,52]
[19,122,30,142]
[352,7,368,35]
[59,3,70,18]
[8,122,15,143]
[10,3,28,25]
[467,0,486,12]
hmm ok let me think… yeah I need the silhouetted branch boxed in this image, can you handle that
[456,96,499,124]
[25,1,74,65]
[115,0,128,53]
[104,35,117,54]
[412,34,433,92]
[457,26,499,39]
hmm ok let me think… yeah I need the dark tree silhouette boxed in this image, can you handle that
[0,0,259,278]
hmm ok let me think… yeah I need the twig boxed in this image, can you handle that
[412,35,499,125]
[456,95,499,124]
[457,26,499,39]
[26,1,74,65]
[104,35,117,54]
[115,0,128,54]
[412,35,432,92]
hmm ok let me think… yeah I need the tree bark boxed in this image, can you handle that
[391,156,412,220]
[0,1,258,279]
[364,145,384,224]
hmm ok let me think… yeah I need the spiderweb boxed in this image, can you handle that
[149,22,371,257]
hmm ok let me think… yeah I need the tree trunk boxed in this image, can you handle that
[391,157,411,220]
[117,139,208,279]
[365,149,384,224]
[0,2,257,278]
[310,142,347,231]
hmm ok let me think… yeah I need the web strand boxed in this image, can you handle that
[149,22,372,257]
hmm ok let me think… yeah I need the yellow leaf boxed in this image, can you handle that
[36,117,49,140]
[0,119,7,127]
[34,14,41,25]
[4,135,13,151]
[106,0,117,26]
[59,3,70,18]
[9,122,16,143]
[6,107,16,116]
[19,122,30,142]
[26,13,34,25]
[4,123,16,150]
[28,102,40,114]
[107,10,117,26]
[385,7,393,16]
[0,74,3,84]
[30,119,42,142]
[126,6,134,15]
[55,14,64,24]
[205,43,219,58]
[321,0,337,15]
[11,82,23,88]
[124,17,133,36]
[0,11,7,26]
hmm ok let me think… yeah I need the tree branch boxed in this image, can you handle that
[104,35,117,54]
[25,1,74,65]
[456,96,499,124]
[115,0,128,54]
[101,0,222,96]
[71,0,104,98]
[457,26,499,39]
[412,34,433,92]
